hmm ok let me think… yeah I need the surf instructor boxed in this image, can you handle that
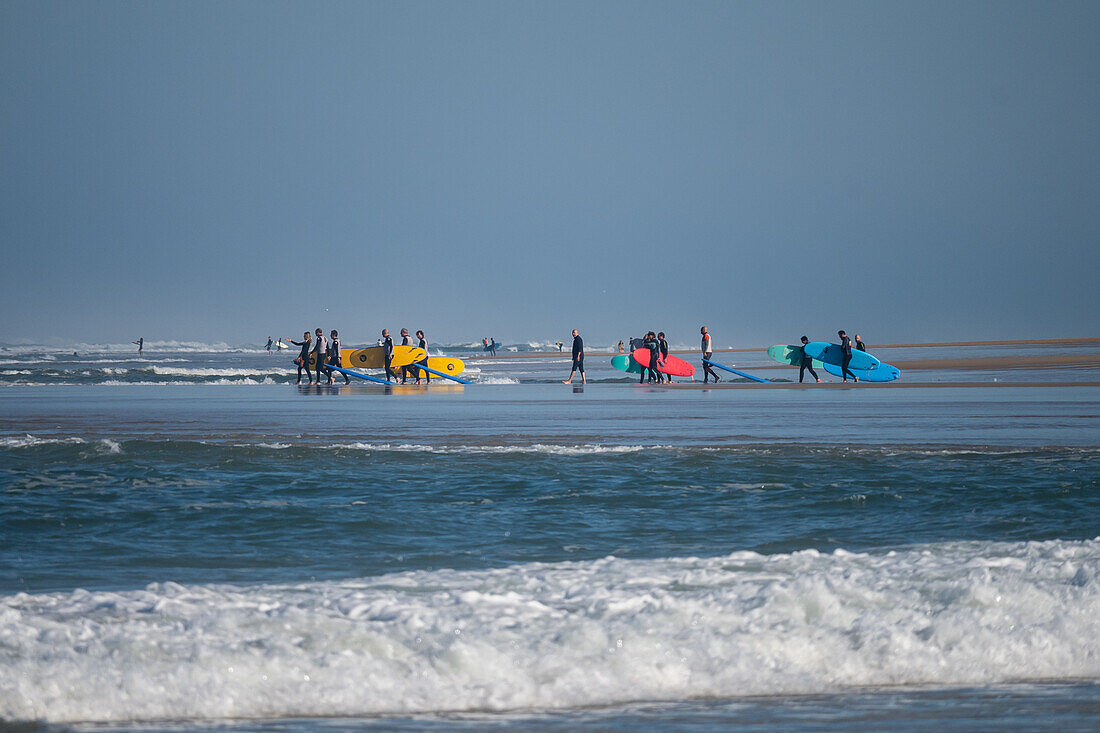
[562,329,586,385]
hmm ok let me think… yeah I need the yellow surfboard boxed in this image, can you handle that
[345,345,427,370]
[306,346,425,371]
[402,356,465,379]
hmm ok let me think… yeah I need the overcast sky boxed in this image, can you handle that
[2,1,1098,348]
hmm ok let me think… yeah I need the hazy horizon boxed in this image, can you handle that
[3,1,1098,348]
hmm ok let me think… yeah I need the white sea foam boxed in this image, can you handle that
[0,435,121,452]
[2,539,1099,723]
[151,366,285,377]
[0,435,87,448]
[477,376,521,384]
[325,442,664,456]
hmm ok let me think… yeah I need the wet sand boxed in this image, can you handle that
[469,337,1100,361]
[659,380,1100,389]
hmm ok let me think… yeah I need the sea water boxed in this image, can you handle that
[1,343,1099,730]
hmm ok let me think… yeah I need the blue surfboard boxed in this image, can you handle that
[326,364,393,385]
[802,342,881,371]
[703,359,769,384]
[820,361,900,382]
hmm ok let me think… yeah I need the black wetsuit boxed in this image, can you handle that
[641,337,659,383]
[840,335,856,381]
[571,335,584,375]
[400,335,411,383]
[291,339,312,383]
[658,338,670,382]
[382,335,397,381]
[799,345,819,383]
[312,335,327,383]
[417,336,430,383]
[701,334,719,383]
[855,339,866,352]
[327,337,348,384]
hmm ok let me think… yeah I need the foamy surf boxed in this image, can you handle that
[3,539,1098,723]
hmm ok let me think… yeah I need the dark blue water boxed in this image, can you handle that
[2,375,1099,728]
[3,439,1097,594]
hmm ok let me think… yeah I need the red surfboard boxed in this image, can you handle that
[632,348,696,377]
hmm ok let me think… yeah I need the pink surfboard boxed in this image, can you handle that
[632,348,696,377]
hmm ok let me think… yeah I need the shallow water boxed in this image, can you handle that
[1,345,1099,728]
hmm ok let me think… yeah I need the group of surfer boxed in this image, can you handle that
[579,326,869,385]
[287,328,432,386]
[798,331,866,383]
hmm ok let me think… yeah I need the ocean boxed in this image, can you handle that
[2,341,1099,730]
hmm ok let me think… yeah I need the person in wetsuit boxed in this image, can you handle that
[640,332,659,384]
[290,331,313,384]
[415,330,430,384]
[700,326,720,383]
[563,329,586,384]
[327,330,348,385]
[399,328,411,383]
[311,328,327,384]
[657,332,670,383]
[381,329,397,382]
[799,335,821,383]
[838,330,858,382]
[266,337,273,352]
[854,334,866,352]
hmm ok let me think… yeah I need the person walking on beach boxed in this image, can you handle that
[415,329,430,384]
[700,326,720,383]
[311,328,327,384]
[381,329,397,382]
[838,330,858,382]
[266,337,273,352]
[618,340,625,354]
[399,328,411,383]
[556,341,564,352]
[327,330,348,385]
[799,335,821,383]
[657,332,671,384]
[563,329,586,384]
[489,338,497,356]
[290,331,313,384]
[854,334,867,352]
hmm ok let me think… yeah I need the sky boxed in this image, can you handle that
[1,1,1098,348]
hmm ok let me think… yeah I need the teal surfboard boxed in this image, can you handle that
[767,344,824,369]
[610,354,644,374]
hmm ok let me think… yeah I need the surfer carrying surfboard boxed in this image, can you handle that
[399,328,412,383]
[799,336,821,383]
[415,330,430,384]
[326,330,349,385]
[562,329,586,385]
[838,330,859,383]
[381,329,398,382]
[657,332,670,384]
[641,332,660,384]
[700,326,720,383]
